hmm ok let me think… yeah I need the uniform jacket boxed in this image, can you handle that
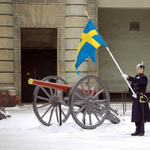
[128,73,150,122]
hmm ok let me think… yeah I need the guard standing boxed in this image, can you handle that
[122,62,150,136]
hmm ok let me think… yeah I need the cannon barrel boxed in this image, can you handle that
[28,78,96,95]
[28,78,72,92]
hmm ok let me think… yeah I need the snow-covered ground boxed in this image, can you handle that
[1,103,150,150]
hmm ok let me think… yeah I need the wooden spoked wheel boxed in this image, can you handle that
[69,75,110,129]
[33,76,70,126]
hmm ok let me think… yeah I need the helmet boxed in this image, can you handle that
[136,61,145,70]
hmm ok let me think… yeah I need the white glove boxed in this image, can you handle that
[132,94,137,98]
[122,73,128,79]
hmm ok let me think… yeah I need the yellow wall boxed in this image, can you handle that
[98,0,150,8]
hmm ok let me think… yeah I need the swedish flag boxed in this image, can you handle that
[73,19,107,75]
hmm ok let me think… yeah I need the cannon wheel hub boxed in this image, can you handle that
[85,98,93,108]
[52,97,58,106]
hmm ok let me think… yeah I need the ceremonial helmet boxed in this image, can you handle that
[136,61,145,70]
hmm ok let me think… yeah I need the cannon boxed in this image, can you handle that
[28,75,120,129]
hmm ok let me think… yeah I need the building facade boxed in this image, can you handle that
[0,0,150,104]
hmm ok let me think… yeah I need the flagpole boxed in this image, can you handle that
[85,11,90,19]
[84,11,136,97]
[106,47,137,98]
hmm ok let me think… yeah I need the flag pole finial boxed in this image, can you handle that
[85,11,90,19]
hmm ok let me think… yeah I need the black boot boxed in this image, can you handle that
[138,132,144,136]
[131,131,139,136]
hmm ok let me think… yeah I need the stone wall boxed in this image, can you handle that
[98,0,150,8]
[0,0,98,104]
[98,8,150,92]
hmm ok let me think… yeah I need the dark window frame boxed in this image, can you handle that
[130,22,140,31]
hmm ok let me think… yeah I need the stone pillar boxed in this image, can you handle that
[58,27,66,79]
[87,0,98,76]
[0,0,16,106]
[65,0,88,84]
[0,0,14,88]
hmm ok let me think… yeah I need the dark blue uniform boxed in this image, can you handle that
[128,73,150,134]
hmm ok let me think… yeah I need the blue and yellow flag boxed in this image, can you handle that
[73,19,107,75]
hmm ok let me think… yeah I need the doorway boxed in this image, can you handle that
[21,28,57,103]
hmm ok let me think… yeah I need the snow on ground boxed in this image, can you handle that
[1,103,150,150]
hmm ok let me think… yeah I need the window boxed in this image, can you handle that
[130,22,140,31]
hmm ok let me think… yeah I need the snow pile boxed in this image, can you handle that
[0,103,150,150]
